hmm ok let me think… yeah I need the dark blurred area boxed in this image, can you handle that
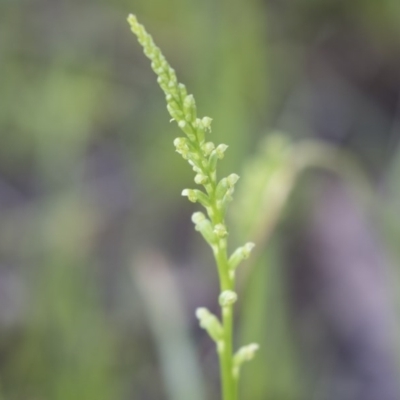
[1,0,400,399]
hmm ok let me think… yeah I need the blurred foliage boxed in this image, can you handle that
[1,0,400,399]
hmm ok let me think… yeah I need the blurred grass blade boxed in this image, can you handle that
[133,251,206,400]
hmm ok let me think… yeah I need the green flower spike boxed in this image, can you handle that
[128,14,257,400]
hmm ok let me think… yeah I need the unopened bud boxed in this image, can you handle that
[178,83,187,99]
[194,174,208,185]
[176,118,195,140]
[219,290,238,307]
[202,142,215,156]
[234,343,260,365]
[215,178,228,199]
[157,75,166,84]
[144,47,155,58]
[173,137,189,159]
[196,307,223,343]
[182,188,197,203]
[127,14,138,26]
[215,144,228,159]
[168,67,177,83]
[191,212,206,224]
[183,94,196,121]
[167,104,183,121]
[201,116,212,132]
[227,173,240,187]
[228,243,255,271]
[208,149,219,171]
[213,223,228,238]
[192,213,217,245]
[243,242,255,257]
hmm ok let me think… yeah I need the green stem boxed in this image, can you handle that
[215,245,235,400]
[222,304,234,400]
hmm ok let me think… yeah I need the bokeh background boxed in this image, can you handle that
[2,0,400,399]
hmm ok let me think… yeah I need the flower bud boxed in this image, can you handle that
[181,189,210,206]
[127,14,138,26]
[219,290,238,307]
[191,212,206,224]
[157,71,167,82]
[215,178,229,200]
[192,213,217,245]
[194,174,208,185]
[213,223,228,238]
[188,158,200,169]
[195,308,223,343]
[178,83,187,100]
[182,189,197,203]
[228,242,255,271]
[183,94,197,122]
[173,137,187,148]
[208,149,219,172]
[234,343,260,366]
[215,144,228,159]
[243,242,255,257]
[201,116,212,132]
[167,104,183,121]
[173,137,189,159]
[202,142,215,156]
[168,67,177,84]
[145,47,156,58]
[227,173,240,187]
[197,190,211,207]
[191,165,202,174]
[176,119,196,141]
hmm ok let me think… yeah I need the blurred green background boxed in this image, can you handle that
[2,0,400,399]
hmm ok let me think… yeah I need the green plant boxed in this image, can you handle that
[128,14,259,400]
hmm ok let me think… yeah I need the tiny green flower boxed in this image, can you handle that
[183,94,197,121]
[182,189,211,207]
[227,173,240,187]
[228,242,255,271]
[201,116,213,132]
[181,188,197,203]
[194,173,208,185]
[191,213,217,245]
[234,343,260,363]
[191,211,206,224]
[219,290,238,307]
[215,178,229,200]
[195,307,223,343]
[215,144,229,159]
[202,141,215,156]
[174,137,190,159]
[232,343,260,378]
[214,223,228,238]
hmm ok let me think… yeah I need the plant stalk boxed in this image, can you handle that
[127,14,258,400]
[215,245,235,400]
